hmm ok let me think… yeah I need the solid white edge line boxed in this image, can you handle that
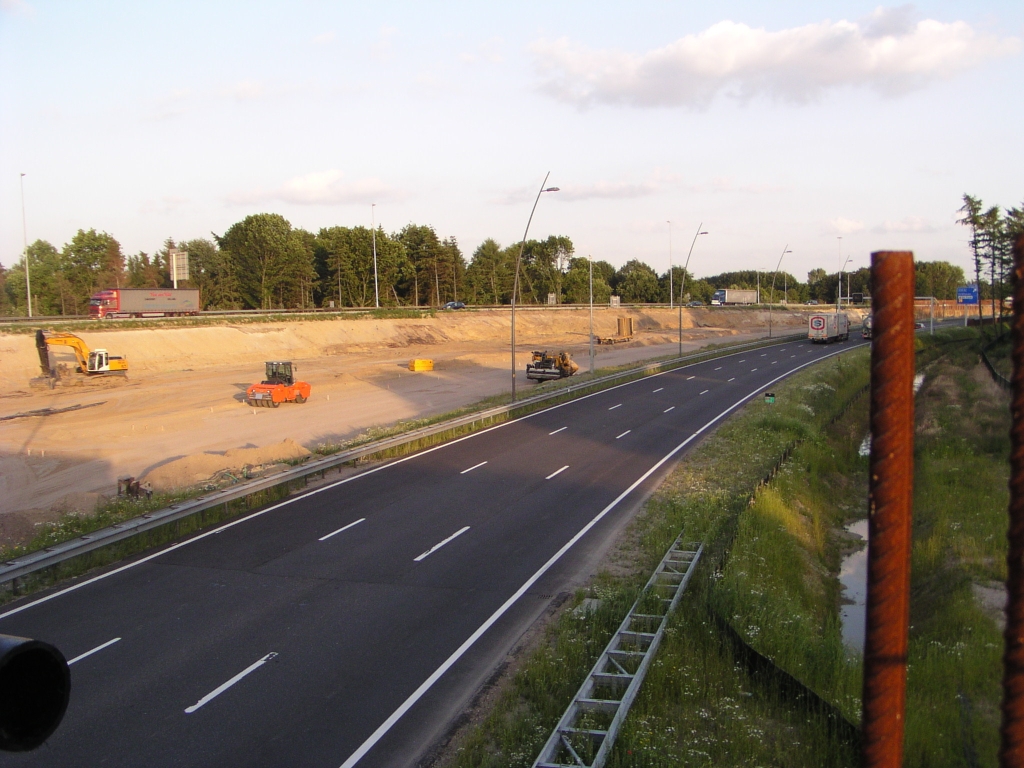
[652,387,663,393]
[414,526,471,562]
[545,465,569,480]
[460,461,488,475]
[319,518,367,542]
[336,348,856,768]
[0,340,860,623]
[663,406,675,413]
[67,637,121,666]
[615,430,631,439]
[185,652,277,714]
[608,404,621,410]
[549,427,567,435]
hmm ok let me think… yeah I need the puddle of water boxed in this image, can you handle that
[840,518,869,653]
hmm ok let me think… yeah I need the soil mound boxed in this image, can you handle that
[143,438,311,491]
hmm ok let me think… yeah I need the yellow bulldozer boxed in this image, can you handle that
[525,350,579,381]
[34,330,128,385]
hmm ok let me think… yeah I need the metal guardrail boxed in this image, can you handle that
[0,332,803,588]
[981,342,1011,390]
[532,537,703,768]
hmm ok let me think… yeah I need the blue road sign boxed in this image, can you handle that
[956,285,979,305]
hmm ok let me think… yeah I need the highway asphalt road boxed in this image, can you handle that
[0,336,866,768]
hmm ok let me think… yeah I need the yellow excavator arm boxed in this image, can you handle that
[35,330,128,377]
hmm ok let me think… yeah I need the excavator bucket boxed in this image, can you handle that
[36,330,53,378]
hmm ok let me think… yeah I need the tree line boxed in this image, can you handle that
[958,193,1022,321]
[0,208,998,316]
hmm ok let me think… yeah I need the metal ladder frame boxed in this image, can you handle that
[532,535,703,768]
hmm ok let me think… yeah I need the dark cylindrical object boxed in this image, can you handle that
[0,634,70,752]
[861,251,915,768]
[1001,233,1024,766]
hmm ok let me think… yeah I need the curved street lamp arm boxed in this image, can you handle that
[512,172,551,310]
[679,222,705,303]
[511,172,553,402]
[769,244,789,304]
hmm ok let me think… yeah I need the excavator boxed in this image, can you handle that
[526,350,579,382]
[35,330,128,383]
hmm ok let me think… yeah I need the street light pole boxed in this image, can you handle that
[678,223,707,356]
[589,255,595,374]
[667,220,673,309]
[511,173,559,401]
[836,236,843,311]
[20,173,31,318]
[838,255,851,313]
[371,203,380,308]
[768,246,792,338]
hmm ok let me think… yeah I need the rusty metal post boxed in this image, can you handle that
[861,251,916,768]
[1000,232,1024,766]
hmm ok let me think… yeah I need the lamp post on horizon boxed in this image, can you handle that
[589,255,595,374]
[838,255,852,312]
[768,246,792,338]
[510,173,559,401]
[371,203,380,308]
[20,173,31,318]
[836,236,843,309]
[677,224,707,356]
[667,220,673,309]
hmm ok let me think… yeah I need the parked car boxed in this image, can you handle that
[443,301,466,310]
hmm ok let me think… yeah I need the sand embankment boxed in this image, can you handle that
[0,306,825,387]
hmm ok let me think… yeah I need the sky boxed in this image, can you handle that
[1,1,1022,282]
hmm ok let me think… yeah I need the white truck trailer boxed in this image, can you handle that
[710,289,758,306]
[808,312,850,343]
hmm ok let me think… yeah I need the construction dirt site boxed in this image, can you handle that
[0,306,826,547]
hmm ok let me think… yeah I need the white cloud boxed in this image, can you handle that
[1,0,34,16]
[227,170,403,206]
[371,25,398,61]
[531,12,1020,109]
[555,179,661,201]
[876,215,938,233]
[460,37,505,65]
[139,196,190,215]
[828,217,866,234]
[312,31,335,45]
[493,170,782,204]
[222,80,265,102]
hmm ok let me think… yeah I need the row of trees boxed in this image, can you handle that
[958,194,1023,321]
[0,210,996,316]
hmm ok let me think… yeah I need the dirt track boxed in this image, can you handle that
[0,306,831,542]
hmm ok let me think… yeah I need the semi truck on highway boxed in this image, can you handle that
[89,288,200,319]
[711,289,758,306]
[808,312,850,343]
